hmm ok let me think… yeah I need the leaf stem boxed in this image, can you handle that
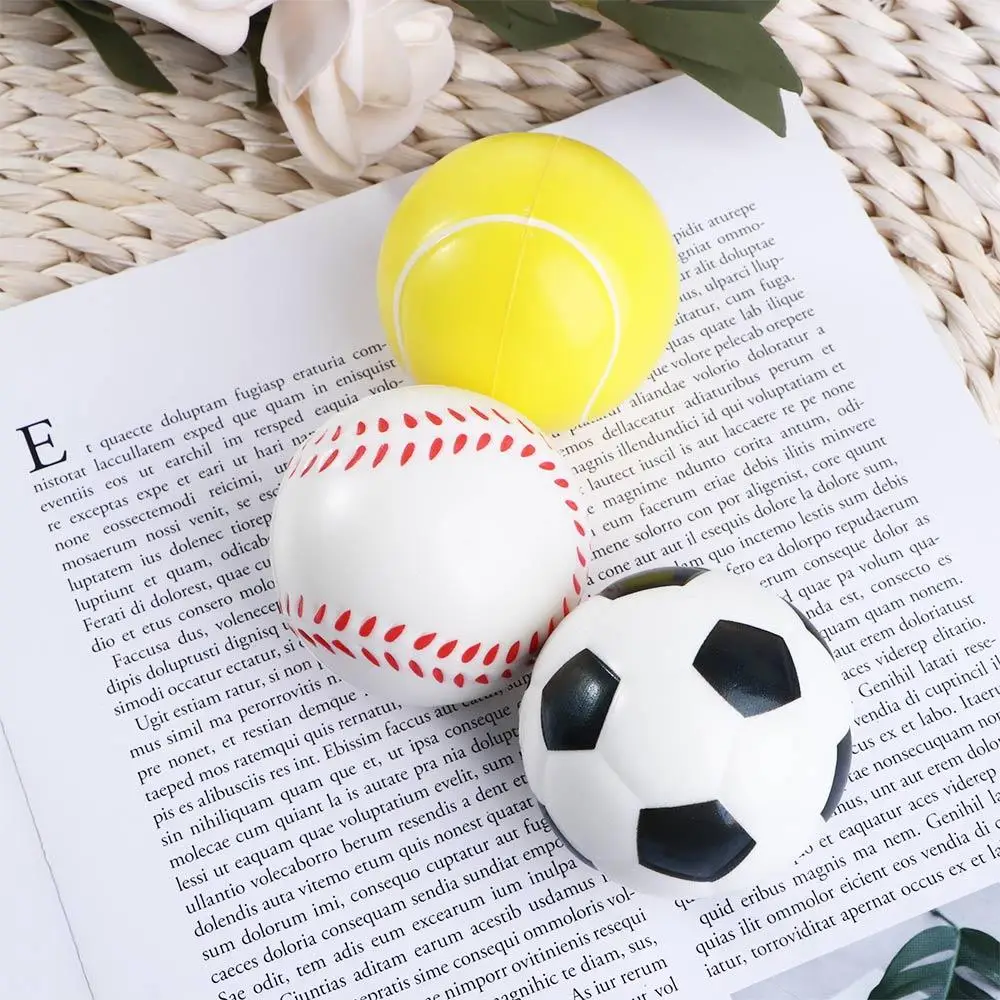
[932,909,959,929]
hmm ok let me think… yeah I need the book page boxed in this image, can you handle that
[1,78,1000,1000]
[0,298,709,1000]
[0,729,93,999]
[560,85,1000,992]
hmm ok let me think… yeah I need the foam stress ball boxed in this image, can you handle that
[376,132,680,434]
[269,384,590,707]
[517,566,853,897]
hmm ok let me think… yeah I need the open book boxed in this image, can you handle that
[3,76,1000,1000]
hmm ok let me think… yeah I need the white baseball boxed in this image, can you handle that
[269,385,589,707]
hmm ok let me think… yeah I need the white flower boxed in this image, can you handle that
[117,0,272,55]
[261,0,455,179]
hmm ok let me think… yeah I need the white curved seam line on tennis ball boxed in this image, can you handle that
[391,214,621,424]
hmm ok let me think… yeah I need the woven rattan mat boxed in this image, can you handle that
[1,0,999,432]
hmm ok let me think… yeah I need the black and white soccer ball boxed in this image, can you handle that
[517,566,853,898]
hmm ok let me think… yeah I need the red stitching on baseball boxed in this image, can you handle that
[284,403,586,687]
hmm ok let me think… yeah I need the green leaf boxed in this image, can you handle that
[598,1,801,93]
[949,974,993,1000]
[660,52,787,136]
[866,925,1000,1000]
[59,0,117,24]
[649,0,779,20]
[958,929,1000,984]
[456,0,600,48]
[457,0,512,29]
[54,0,176,93]
[870,960,954,1000]
[242,8,272,110]
[505,1,557,25]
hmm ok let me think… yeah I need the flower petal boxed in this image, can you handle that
[261,0,351,99]
[351,99,424,158]
[361,16,412,108]
[404,22,455,102]
[336,0,369,104]
[270,78,360,179]
[307,75,364,170]
[117,0,253,53]
[190,0,270,13]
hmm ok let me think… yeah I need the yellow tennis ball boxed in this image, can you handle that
[376,132,680,433]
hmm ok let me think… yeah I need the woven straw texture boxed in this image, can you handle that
[1,0,999,430]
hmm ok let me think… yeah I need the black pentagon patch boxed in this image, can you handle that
[785,599,834,657]
[693,620,801,718]
[637,801,755,882]
[822,731,853,821]
[538,803,595,869]
[600,565,708,599]
[541,649,619,751]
